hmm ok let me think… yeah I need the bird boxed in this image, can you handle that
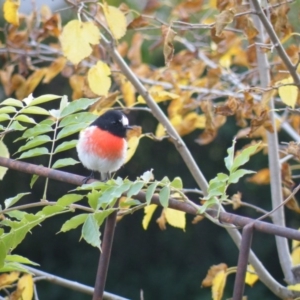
[76,110,132,182]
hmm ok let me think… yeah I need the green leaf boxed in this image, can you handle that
[40,205,65,216]
[16,135,51,153]
[146,182,158,205]
[198,198,219,214]
[5,254,39,266]
[120,199,141,207]
[5,192,30,208]
[159,186,170,208]
[127,181,144,198]
[0,262,31,273]
[60,98,99,118]
[52,158,79,169]
[54,140,77,154]
[18,147,49,159]
[5,210,27,220]
[56,123,86,140]
[30,174,39,189]
[1,98,23,107]
[231,143,260,172]
[97,188,116,209]
[0,141,9,180]
[0,240,7,268]
[60,214,88,232]
[170,177,183,189]
[8,121,27,131]
[21,106,50,115]
[28,94,61,106]
[217,173,229,182]
[140,169,153,183]
[57,194,84,206]
[94,209,114,226]
[224,139,236,172]
[88,190,102,210]
[59,112,97,127]
[0,106,17,114]
[15,115,36,124]
[22,124,53,139]
[81,214,101,248]
[0,114,11,122]
[228,169,255,184]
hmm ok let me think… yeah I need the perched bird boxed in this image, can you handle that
[76,110,132,182]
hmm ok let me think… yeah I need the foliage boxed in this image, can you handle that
[0,0,300,299]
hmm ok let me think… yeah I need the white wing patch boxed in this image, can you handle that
[121,115,129,126]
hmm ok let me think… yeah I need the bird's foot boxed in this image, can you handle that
[82,171,95,184]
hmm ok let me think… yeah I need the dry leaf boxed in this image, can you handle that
[202,263,228,287]
[283,187,300,213]
[103,3,127,40]
[127,33,143,67]
[212,270,227,300]
[231,192,242,210]
[0,272,19,289]
[69,75,84,100]
[43,57,67,83]
[286,141,300,160]
[247,168,270,185]
[192,215,205,224]
[215,9,235,37]
[13,274,33,300]
[87,61,111,96]
[161,25,177,66]
[156,210,167,230]
[60,20,100,65]
[214,97,240,116]
[3,0,20,26]
[127,15,149,29]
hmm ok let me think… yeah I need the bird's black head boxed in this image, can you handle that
[91,110,131,138]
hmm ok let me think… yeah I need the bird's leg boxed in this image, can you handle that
[82,171,95,184]
[100,172,111,182]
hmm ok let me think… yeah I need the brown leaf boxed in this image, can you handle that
[283,187,300,213]
[281,162,294,188]
[232,192,242,210]
[211,27,225,44]
[23,68,47,98]
[215,9,235,37]
[142,0,161,14]
[247,168,270,185]
[202,263,228,287]
[89,91,120,113]
[11,74,26,100]
[43,57,67,84]
[156,210,167,230]
[161,25,177,67]
[173,0,203,21]
[286,141,300,161]
[127,33,143,67]
[0,65,15,95]
[127,15,149,29]
[192,215,205,224]
[249,110,274,136]
[69,74,84,100]
[126,126,142,139]
[214,97,240,116]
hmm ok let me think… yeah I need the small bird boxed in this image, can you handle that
[76,110,132,182]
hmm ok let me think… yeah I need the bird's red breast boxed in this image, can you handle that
[83,126,126,160]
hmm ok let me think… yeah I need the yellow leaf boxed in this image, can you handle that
[277,76,298,108]
[60,20,100,65]
[164,208,186,231]
[138,90,179,103]
[3,0,20,26]
[212,270,227,300]
[43,57,67,84]
[87,61,111,96]
[245,265,259,287]
[121,80,136,107]
[142,204,157,230]
[288,283,300,291]
[17,274,34,300]
[103,4,127,40]
[291,230,300,266]
[0,272,19,289]
[0,141,9,180]
[24,68,47,97]
[125,136,140,164]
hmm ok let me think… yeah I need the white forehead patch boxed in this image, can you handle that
[121,115,129,126]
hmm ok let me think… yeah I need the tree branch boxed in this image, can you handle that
[250,0,294,284]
